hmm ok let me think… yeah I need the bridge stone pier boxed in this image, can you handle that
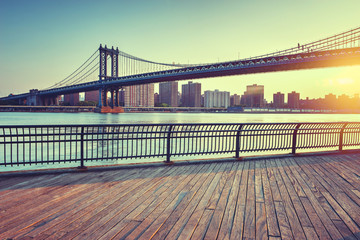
[26,89,59,106]
[95,87,124,113]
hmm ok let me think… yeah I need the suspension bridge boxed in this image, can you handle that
[1,27,360,112]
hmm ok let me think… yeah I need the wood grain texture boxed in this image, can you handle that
[1,152,360,240]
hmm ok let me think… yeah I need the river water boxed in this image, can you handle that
[0,112,359,172]
[0,112,359,125]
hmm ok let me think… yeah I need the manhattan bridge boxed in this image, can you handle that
[1,27,360,111]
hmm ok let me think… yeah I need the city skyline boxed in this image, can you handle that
[1,1,360,100]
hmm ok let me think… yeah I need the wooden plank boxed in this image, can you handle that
[203,163,238,240]
[260,160,280,238]
[174,163,229,240]
[301,157,360,225]
[104,165,210,240]
[132,163,216,240]
[299,196,331,240]
[274,201,294,240]
[24,166,170,240]
[149,163,221,240]
[315,156,360,207]
[265,159,281,202]
[75,168,185,240]
[14,167,160,239]
[230,160,250,239]
[321,192,359,239]
[0,170,125,237]
[268,159,306,239]
[255,202,268,240]
[303,226,319,240]
[190,209,214,240]
[243,161,256,239]
[288,157,344,239]
[217,161,245,240]
[2,154,360,240]
[107,164,207,240]
[275,159,313,228]
[123,163,228,240]
[288,158,340,221]
[255,160,268,240]
[57,166,190,239]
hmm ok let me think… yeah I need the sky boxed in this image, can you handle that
[1,0,360,101]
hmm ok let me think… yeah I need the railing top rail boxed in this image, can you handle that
[0,122,358,129]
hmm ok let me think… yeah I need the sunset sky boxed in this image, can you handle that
[1,0,360,101]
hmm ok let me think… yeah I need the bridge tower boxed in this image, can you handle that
[95,45,124,113]
[99,44,119,80]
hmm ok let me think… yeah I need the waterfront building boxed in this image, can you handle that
[288,91,300,109]
[324,93,337,109]
[241,84,264,107]
[84,90,99,103]
[64,93,80,106]
[273,92,285,108]
[181,81,201,107]
[159,81,178,107]
[204,89,230,108]
[230,94,241,106]
[154,93,160,106]
[124,84,154,107]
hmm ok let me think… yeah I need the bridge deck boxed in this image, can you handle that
[1,153,360,239]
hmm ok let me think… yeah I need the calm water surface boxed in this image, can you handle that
[0,111,359,125]
[0,112,359,172]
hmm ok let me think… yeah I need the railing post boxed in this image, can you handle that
[166,125,173,162]
[235,124,243,158]
[79,126,85,168]
[339,123,348,151]
[292,123,301,154]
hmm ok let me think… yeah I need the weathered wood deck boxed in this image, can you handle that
[1,153,360,239]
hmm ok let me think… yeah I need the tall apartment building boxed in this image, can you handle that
[64,93,79,106]
[240,84,264,107]
[159,81,178,107]
[124,84,154,107]
[230,94,241,106]
[181,81,201,107]
[288,91,300,109]
[204,89,230,108]
[273,92,285,108]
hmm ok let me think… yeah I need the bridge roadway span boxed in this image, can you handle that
[1,151,360,239]
[2,47,360,101]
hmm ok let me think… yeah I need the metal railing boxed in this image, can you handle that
[1,122,360,168]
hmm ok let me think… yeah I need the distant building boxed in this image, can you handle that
[241,84,264,107]
[64,93,80,106]
[230,94,241,106]
[181,81,201,107]
[204,89,230,108]
[154,93,160,106]
[84,90,99,103]
[159,81,178,107]
[324,93,337,109]
[118,89,125,106]
[288,91,300,109]
[273,92,285,108]
[124,84,154,107]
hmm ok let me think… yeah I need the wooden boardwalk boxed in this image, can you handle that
[1,153,360,239]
